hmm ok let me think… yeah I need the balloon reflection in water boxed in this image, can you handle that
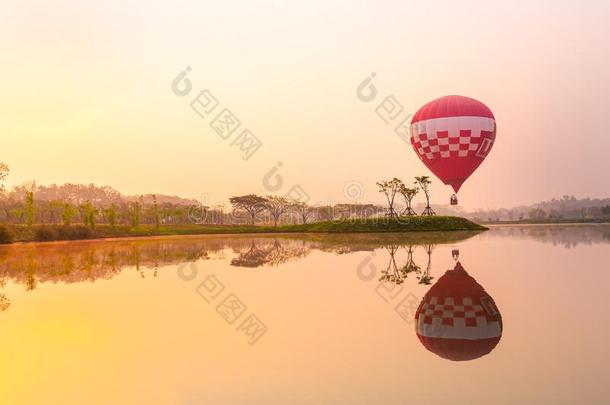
[414,261,502,361]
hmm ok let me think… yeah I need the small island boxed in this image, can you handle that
[0,216,485,244]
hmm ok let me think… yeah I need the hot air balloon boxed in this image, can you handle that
[410,95,496,205]
[414,261,502,361]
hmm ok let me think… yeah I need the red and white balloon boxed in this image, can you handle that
[410,95,496,202]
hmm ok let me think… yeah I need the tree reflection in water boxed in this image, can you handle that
[0,231,482,310]
[403,246,420,277]
[378,245,422,285]
[230,239,309,268]
[377,243,437,286]
[0,293,9,312]
[418,244,435,285]
[378,245,401,284]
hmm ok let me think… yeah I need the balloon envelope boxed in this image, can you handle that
[410,95,496,193]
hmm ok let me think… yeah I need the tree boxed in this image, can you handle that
[82,201,96,229]
[602,205,610,217]
[152,194,160,230]
[528,208,546,220]
[316,205,334,222]
[0,163,9,193]
[106,204,117,228]
[415,176,435,216]
[376,178,403,218]
[229,194,268,225]
[62,202,77,226]
[9,207,24,223]
[44,200,64,224]
[399,185,418,216]
[25,184,36,227]
[264,195,290,227]
[130,195,143,228]
[214,204,225,225]
[293,201,313,224]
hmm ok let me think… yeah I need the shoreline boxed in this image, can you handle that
[0,216,486,245]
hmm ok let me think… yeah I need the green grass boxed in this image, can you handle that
[1,216,486,244]
[272,216,486,233]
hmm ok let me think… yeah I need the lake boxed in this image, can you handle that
[1,225,609,404]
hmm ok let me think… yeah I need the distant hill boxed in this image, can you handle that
[415,195,610,221]
[6,183,197,206]
[122,193,198,206]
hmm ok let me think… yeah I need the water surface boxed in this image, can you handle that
[1,226,609,404]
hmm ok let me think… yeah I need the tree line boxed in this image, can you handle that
[5,160,606,228]
[0,163,391,228]
[1,163,451,229]
[0,186,388,228]
[468,195,610,222]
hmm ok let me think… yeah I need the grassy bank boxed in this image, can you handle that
[0,216,486,244]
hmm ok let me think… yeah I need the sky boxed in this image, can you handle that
[1,0,609,209]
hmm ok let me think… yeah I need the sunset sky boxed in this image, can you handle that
[2,0,609,209]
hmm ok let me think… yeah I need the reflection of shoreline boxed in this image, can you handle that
[0,232,481,291]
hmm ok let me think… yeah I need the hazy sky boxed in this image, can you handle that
[2,0,609,209]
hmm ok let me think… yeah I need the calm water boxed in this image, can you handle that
[1,226,609,404]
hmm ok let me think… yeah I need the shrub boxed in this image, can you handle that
[32,225,94,242]
[34,227,60,241]
[57,225,93,240]
[0,226,14,244]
